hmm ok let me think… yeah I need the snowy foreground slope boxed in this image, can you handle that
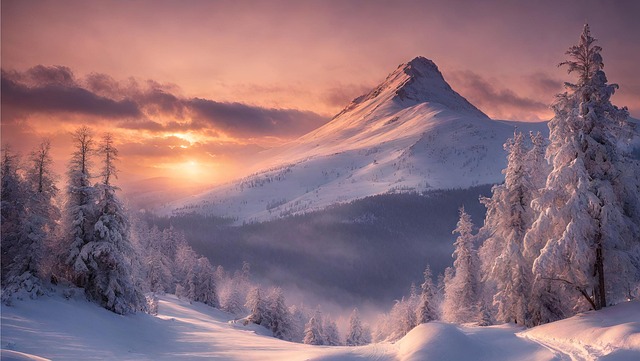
[2,293,639,360]
[163,57,546,223]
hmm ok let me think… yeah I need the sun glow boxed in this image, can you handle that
[180,160,202,177]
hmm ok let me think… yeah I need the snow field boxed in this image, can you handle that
[2,292,639,360]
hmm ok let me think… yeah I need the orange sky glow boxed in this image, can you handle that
[2,0,639,192]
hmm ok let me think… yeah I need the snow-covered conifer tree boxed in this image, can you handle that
[78,133,144,314]
[220,279,244,315]
[387,296,417,340]
[246,286,267,325]
[174,240,198,290]
[188,257,219,307]
[323,317,341,346]
[434,270,449,316]
[137,224,173,293]
[442,207,481,323]
[288,304,307,343]
[63,126,98,287]
[265,287,292,340]
[525,25,640,322]
[303,310,325,345]
[479,132,535,325]
[1,147,29,299]
[25,139,60,262]
[416,265,437,323]
[346,308,369,346]
[527,131,549,193]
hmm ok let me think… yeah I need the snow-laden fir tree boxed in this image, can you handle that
[525,24,640,321]
[527,131,550,193]
[1,147,30,300]
[220,279,245,315]
[479,132,535,325]
[4,140,61,302]
[24,139,61,270]
[288,304,307,343]
[346,308,369,346]
[303,310,325,345]
[63,126,99,287]
[434,269,450,316]
[1,148,25,255]
[386,296,417,340]
[79,133,144,314]
[416,265,438,323]
[264,287,292,341]
[184,257,218,307]
[443,207,481,323]
[135,224,173,293]
[174,240,198,293]
[246,286,267,325]
[323,317,341,346]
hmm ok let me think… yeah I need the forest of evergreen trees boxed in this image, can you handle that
[0,126,369,345]
[372,24,640,341]
[1,25,639,345]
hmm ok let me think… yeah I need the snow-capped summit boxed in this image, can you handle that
[164,57,546,222]
[335,56,487,120]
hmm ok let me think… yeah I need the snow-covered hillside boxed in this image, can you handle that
[2,292,639,360]
[163,57,547,223]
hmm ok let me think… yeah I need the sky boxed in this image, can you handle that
[2,0,639,190]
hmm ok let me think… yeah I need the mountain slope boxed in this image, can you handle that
[163,57,547,222]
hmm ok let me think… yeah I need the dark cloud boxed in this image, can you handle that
[84,72,122,98]
[1,65,329,138]
[322,84,373,108]
[452,71,547,111]
[117,120,165,131]
[1,72,142,118]
[527,72,563,95]
[25,65,76,87]
[188,98,329,137]
[141,89,186,117]
[448,70,549,120]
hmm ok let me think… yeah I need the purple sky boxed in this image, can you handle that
[2,0,639,185]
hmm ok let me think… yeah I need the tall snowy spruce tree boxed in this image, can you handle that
[346,308,369,346]
[69,131,144,314]
[4,140,61,302]
[303,310,325,345]
[443,207,482,323]
[264,287,293,341]
[246,286,267,325]
[479,132,536,325]
[1,148,24,271]
[416,265,438,324]
[64,126,98,285]
[323,317,341,346]
[1,147,30,299]
[525,25,640,322]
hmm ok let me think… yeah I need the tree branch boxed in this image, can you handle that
[541,277,597,310]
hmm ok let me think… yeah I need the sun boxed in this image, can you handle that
[184,160,200,174]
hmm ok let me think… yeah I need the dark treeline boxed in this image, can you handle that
[146,186,492,309]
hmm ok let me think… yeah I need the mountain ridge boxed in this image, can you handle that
[161,57,547,222]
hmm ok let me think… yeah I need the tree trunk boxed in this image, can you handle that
[595,243,606,309]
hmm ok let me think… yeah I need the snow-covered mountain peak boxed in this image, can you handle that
[334,56,488,120]
[163,57,548,223]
